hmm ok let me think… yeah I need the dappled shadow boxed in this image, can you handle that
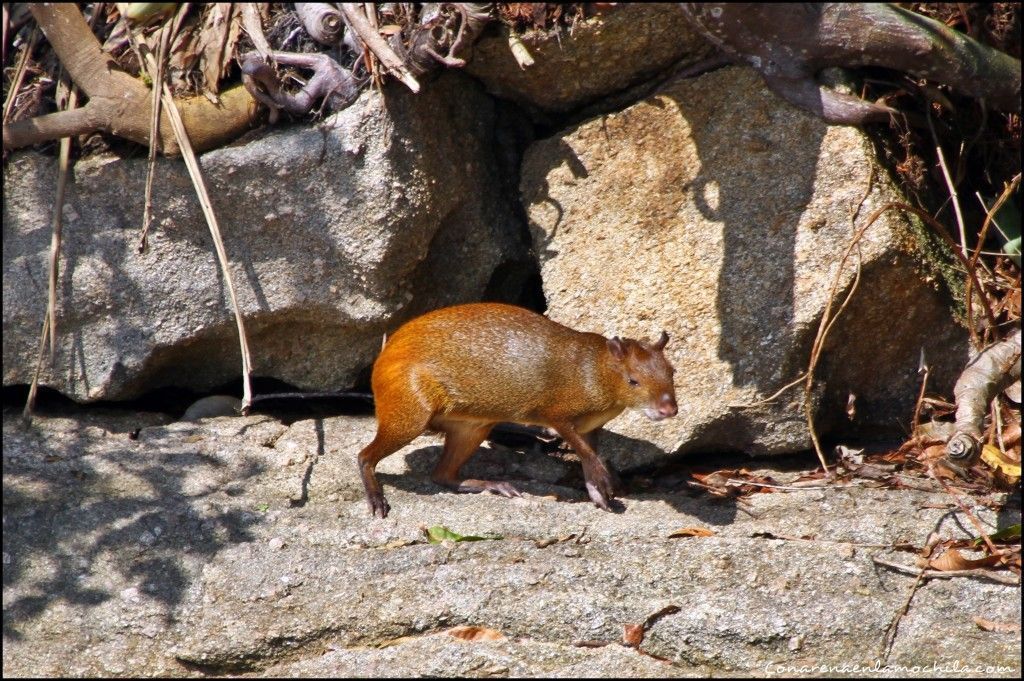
[2,409,265,640]
[375,432,743,526]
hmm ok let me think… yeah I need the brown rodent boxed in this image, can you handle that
[357,302,678,518]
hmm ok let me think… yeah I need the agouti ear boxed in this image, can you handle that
[607,337,627,360]
[653,331,669,351]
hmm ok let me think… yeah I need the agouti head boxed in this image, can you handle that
[606,331,678,421]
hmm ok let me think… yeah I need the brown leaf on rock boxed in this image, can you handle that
[622,623,644,647]
[691,468,780,497]
[973,616,1021,633]
[919,443,947,461]
[447,626,505,642]
[668,527,716,539]
[928,547,1002,571]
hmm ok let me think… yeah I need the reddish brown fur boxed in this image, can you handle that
[357,303,677,517]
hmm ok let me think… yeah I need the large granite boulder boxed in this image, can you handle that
[3,73,526,401]
[521,66,969,468]
[465,4,713,117]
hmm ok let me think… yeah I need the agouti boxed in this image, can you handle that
[357,303,678,518]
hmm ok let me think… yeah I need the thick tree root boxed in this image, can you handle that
[947,328,1022,462]
[679,3,1021,125]
[3,4,260,155]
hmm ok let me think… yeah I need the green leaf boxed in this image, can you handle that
[973,523,1021,546]
[979,194,1020,267]
[424,525,502,544]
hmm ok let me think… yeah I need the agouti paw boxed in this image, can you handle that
[585,479,615,511]
[368,495,391,518]
[482,481,523,498]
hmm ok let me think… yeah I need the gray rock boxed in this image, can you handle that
[465,4,713,116]
[520,66,969,468]
[3,409,1018,677]
[261,634,693,677]
[3,73,525,401]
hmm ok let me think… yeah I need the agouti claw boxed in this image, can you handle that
[368,495,390,518]
[483,481,522,498]
[585,481,614,511]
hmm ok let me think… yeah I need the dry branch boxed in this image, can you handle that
[3,4,259,154]
[295,3,344,45]
[339,3,420,92]
[240,50,362,116]
[679,3,1021,125]
[132,35,257,412]
[947,328,1022,462]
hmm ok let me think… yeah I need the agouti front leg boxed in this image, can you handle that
[553,423,617,511]
[431,421,522,498]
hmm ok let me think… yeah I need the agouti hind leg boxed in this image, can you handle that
[431,421,521,499]
[358,417,429,518]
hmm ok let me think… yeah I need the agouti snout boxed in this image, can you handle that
[357,303,678,517]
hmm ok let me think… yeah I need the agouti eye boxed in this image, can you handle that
[628,377,639,386]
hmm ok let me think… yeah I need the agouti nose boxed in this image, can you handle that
[658,394,677,418]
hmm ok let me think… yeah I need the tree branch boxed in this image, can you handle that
[3,4,260,155]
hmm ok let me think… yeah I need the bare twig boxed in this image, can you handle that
[23,74,77,418]
[2,25,39,124]
[804,235,863,476]
[911,349,929,436]
[879,563,926,662]
[871,556,1020,585]
[138,10,177,253]
[727,479,837,491]
[892,202,999,347]
[127,22,256,412]
[339,3,420,92]
[927,108,968,260]
[729,372,808,409]
[971,175,1021,272]
[927,466,1001,558]
[802,167,877,475]
[23,317,49,420]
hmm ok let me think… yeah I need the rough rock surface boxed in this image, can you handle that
[2,73,525,401]
[3,408,1019,677]
[520,66,969,469]
[465,4,713,117]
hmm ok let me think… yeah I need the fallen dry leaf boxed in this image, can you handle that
[928,547,1002,572]
[973,616,1021,633]
[1001,421,1021,450]
[447,626,505,642]
[981,444,1021,483]
[622,624,644,647]
[668,527,716,539]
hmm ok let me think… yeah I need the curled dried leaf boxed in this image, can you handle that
[668,527,716,539]
[447,626,505,642]
[973,616,1021,633]
[928,547,1002,572]
[622,624,644,647]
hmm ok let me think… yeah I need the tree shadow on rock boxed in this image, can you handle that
[2,417,265,640]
